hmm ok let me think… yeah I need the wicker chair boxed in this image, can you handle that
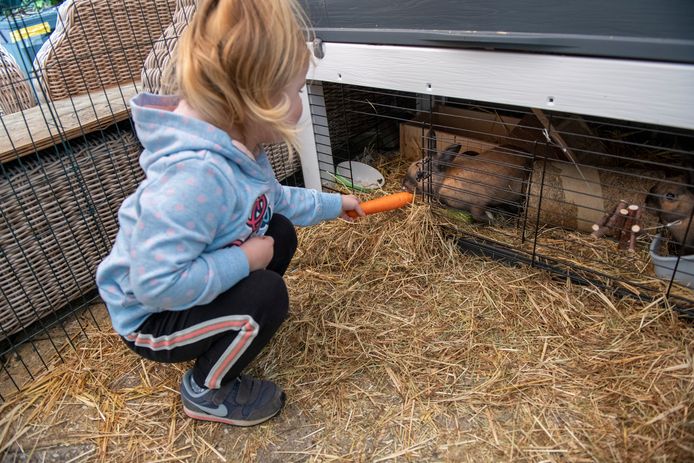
[140,2,195,95]
[0,47,36,116]
[33,0,177,101]
[139,0,302,182]
[0,128,144,340]
[1,2,187,342]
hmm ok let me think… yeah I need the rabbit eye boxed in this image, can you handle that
[665,192,676,200]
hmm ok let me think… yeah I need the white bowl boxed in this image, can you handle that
[335,161,385,191]
[649,234,694,288]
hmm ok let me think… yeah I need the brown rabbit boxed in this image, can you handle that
[646,171,694,254]
[402,143,531,222]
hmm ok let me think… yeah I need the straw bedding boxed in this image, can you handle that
[1,157,693,462]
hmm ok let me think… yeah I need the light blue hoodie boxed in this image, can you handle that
[96,93,343,336]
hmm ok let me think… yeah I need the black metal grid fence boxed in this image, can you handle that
[312,82,694,315]
[0,0,303,399]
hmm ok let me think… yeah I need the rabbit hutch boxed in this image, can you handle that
[295,0,694,314]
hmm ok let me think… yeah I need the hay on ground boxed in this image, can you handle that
[0,153,693,462]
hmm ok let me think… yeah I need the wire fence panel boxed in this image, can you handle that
[314,82,694,315]
[0,0,305,400]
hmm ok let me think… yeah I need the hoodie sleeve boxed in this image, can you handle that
[129,159,249,311]
[272,182,343,227]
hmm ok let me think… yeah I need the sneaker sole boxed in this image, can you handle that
[182,404,282,426]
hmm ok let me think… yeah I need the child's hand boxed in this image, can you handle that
[340,195,365,221]
[239,236,274,271]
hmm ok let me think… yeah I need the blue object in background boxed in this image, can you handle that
[0,6,58,78]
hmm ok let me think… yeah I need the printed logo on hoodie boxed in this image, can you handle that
[247,194,271,235]
[230,194,271,246]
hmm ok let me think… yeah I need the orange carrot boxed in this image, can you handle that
[346,192,414,218]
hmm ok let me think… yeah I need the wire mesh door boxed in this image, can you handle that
[0,0,305,399]
[311,81,694,315]
[0,0,182,399]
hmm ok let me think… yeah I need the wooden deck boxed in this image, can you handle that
[0,81,140,164]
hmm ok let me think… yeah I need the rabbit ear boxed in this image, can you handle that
[443,143,462,154]
[435,144,462,171]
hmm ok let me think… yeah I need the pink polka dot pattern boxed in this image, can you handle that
[197,194,208,204]
[175,204,185,212]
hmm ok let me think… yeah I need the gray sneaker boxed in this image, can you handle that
[180,370,285,426]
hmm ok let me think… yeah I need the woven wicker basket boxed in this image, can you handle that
[0,47,36,115]
[33,0,177,101]
[261,142,301,183]
[140,4,195,95]
[0,128,143,340]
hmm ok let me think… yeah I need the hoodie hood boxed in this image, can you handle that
[130,93,267,179]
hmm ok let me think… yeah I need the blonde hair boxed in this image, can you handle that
[176,0,312,149]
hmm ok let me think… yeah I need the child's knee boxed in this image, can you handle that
[249,270,289,322]
[269,214,297,251]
